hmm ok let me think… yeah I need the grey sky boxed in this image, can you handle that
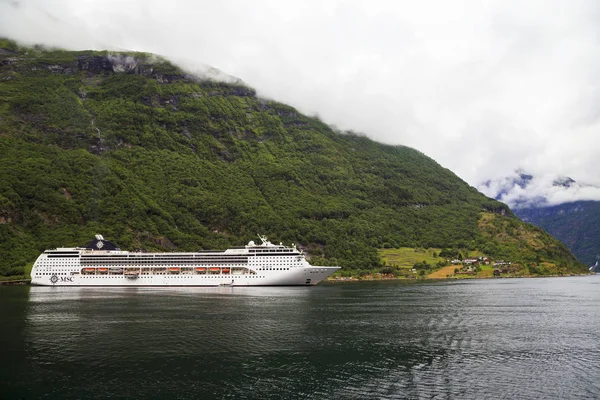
[2,0,600,202]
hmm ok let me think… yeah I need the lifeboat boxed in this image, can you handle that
[209,267,220,272]
[97,268,108,272]
[169,267,180,273]
[83,268,95,273]
[195,267,206,272]
[222,268,230,274]
[110,268,123,273]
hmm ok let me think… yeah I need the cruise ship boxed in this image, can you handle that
[31,235,340,286]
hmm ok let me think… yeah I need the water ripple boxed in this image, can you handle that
[1,276,600,399]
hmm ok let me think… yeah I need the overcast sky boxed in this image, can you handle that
[2,0,600,205]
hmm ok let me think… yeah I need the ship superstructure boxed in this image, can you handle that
[31,235,340,286]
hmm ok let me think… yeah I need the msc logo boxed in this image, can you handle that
[50,275,74,284]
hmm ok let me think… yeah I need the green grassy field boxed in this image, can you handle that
[379,247,442,269]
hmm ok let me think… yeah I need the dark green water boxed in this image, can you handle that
[2,276,600,399]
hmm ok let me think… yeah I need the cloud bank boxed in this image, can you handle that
[479,171,600,208]
[1,0,600,191]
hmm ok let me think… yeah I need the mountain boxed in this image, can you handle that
[0,39,586,277]
[480,171,600,265]
[514,202,600,266]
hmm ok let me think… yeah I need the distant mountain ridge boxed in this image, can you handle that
[0,38,586,277]
[479,169,596,209]
[480,170,600,265]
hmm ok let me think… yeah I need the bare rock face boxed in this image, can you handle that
[43,53,249,89]
[107,54,138,73]
[76,54,146,75]
[76,55,114,73]
[74,54,180,83]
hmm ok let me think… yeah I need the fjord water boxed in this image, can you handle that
[2,277,600,399]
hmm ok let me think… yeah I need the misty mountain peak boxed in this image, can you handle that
[552,176,576,188]
[479,170,600,209]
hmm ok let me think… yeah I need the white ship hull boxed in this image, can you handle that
[31,235,340,287]
[31,267,338,287]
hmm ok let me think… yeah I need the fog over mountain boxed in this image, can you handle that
[479,171,600,209]
[2,0,600,189]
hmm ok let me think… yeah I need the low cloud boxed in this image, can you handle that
[479,171,600,208]
[2,0,600,188]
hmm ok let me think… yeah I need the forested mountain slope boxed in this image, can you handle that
[515,201,600,266]
[0,39,586,276]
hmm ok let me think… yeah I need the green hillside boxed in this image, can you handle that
[0,39,587,277]
[514,201,600,266]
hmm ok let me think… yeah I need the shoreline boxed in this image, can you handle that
[0,273,594,286]
[0,279,31,286]
[327,272,595,283]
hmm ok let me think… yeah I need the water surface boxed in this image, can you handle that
[1,276,600,399]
